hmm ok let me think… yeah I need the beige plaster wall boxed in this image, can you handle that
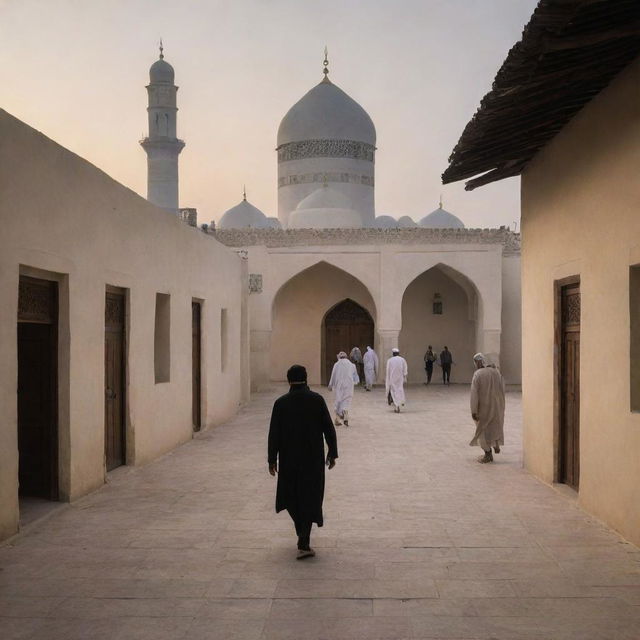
[399,267,476,383]
[270,262,376,384]
[521,58,640,546]
[0,110,246,541]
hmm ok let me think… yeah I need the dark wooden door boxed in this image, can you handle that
[323,299,374,384]
[192,301,202,430]
[105,292,126,471]
[17,276,58,499]
[559,282,580,489]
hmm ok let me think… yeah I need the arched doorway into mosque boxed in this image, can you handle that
[322,299,374,385]
[270,262,376,385]
[399,264,479,383]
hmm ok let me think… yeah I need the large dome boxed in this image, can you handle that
[419,207,465,229]
[149,58,174,84]
[277,78,376,146]
[218,198,270,229]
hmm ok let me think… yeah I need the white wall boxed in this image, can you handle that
[0,109,247,541]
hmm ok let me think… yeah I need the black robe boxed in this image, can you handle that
[268,385,338,526]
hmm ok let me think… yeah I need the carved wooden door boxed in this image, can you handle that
[323,299,374,384]
[105,291,126,471]
[192,301,202,431]
[559,282,580,489]
[17,276,58,499]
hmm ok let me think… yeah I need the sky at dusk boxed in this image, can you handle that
[0,0,539,228]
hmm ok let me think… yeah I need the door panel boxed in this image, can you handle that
[105,292,125,471]
[323,299,374,384]
[559,283,580,489]
[17,276,58,500]
[192,302,202,430]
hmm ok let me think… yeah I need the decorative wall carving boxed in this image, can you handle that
[277,139,375,163]
[249,274,263,294]
[213,227,521,254]
[564,291,581,325]
[18,277,56,323]
[278,172,374,188]
[105,292,125,327]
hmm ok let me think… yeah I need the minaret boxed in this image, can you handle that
[140,41,184,213]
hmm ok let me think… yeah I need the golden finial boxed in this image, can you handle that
[322,46,329,80]
[159,38,164,59]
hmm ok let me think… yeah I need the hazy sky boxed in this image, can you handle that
[1,0,539,227]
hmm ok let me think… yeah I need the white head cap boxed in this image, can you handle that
[392,348,399,354]
[473,352,487,365]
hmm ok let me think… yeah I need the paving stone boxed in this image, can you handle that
[0,384,638,640]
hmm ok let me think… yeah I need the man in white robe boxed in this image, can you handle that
[385,348,408,413]
[363,346,378,391]
[469,353,505,463]
[328,352,359,426]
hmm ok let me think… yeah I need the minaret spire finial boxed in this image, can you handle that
[439,193,443,209]
[322,46,329,81]
[159,38,164,59]
[243,185,247,201]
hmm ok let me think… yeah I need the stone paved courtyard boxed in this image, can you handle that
[1,384,639,639]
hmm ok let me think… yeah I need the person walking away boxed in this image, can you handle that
[423,345,436,385]
[268,364,338,558]
[385,348,408,413]
[469,353,505,463]
[363,346,379,391]
[328,352,359,426]
[349,346,364,386]
[439,346,453,385]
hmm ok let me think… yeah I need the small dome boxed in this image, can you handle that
[150,58,175,84]
[419,207,465,229]
[218,199,270,229]
[296,185,352,211]
[397,215,417,228]
[265,217,282,229]
[278,78,376,147]
[373,215,398,229]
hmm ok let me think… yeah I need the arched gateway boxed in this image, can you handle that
[322,299,374,384]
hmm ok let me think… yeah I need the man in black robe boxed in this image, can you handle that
[268,364,338,559]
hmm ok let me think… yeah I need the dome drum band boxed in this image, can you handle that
[277,139,375,163]
[278,172,374,188]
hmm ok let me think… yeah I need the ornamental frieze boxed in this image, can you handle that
[278,172,374,188]
[277,139,375,163]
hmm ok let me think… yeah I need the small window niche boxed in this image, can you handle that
[220,308,228,372]
[432,292,443,315]
[154,293,171,383]
[630,266,640,411]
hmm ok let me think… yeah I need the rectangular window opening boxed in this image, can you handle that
[220,308,228,372]
[154,293,171,383]
[630,266,640,411]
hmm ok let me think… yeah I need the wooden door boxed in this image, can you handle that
[17,276,58,499]
[105,291,126,471]
[559,282,580,489]
[323,299,374,384]
[192,301,202,430]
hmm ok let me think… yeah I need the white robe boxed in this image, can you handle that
[469,366,505,450]
[385,355,408,406]
[363,348,379,387]
[328,358,359,415]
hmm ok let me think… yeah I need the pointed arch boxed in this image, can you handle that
[399,263,481,383]
[270,262,377,385]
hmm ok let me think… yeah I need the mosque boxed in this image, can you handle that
[141,48,522,389]
[0,44,520,541]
